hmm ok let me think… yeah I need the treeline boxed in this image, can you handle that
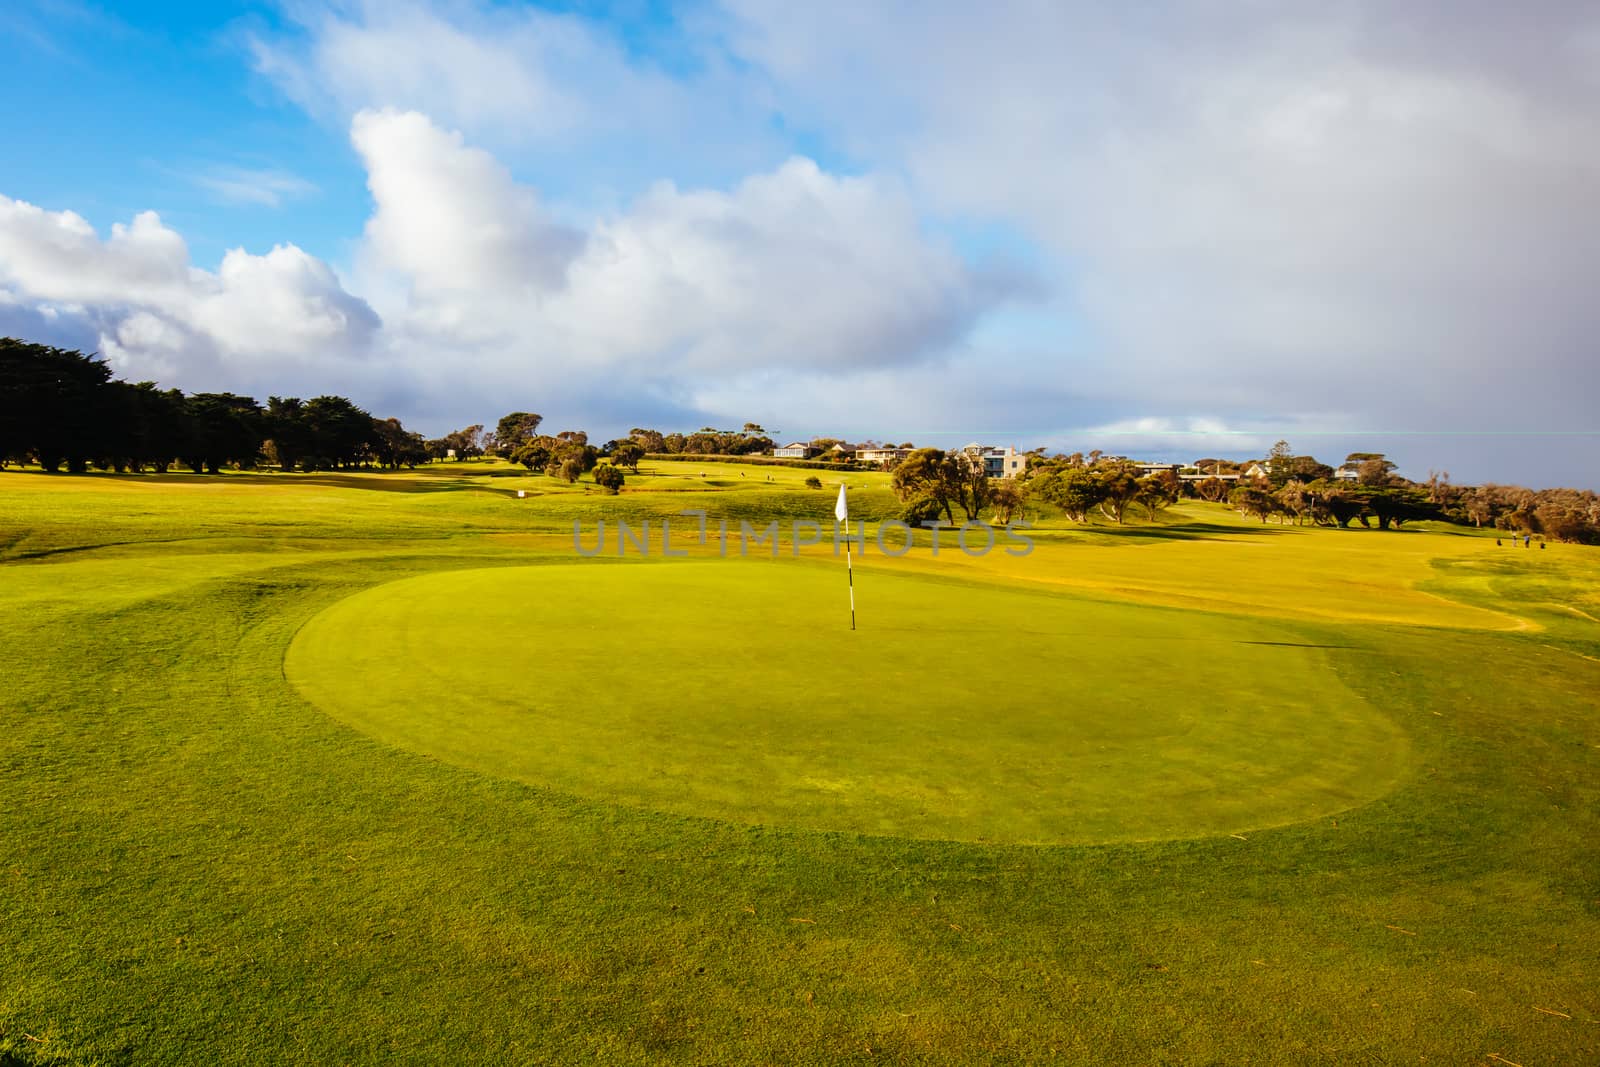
[627,425,776,456]
[889,442,1600,544]
[0,338,456,473]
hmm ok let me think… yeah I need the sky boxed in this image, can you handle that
[2,0,1598,487]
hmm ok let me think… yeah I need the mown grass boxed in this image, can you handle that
[285,561,1411,845]
[2,464,1598,1065]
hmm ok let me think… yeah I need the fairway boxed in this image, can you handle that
[5,469,1599,1065]
[287,561,1410,844]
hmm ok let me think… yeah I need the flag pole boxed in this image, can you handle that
[847,538,855,630]
[835,482,854,631]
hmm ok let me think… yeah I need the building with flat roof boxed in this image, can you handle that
[856,446,913,468]
[960,443,1027,479]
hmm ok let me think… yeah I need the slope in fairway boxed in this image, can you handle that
[286,561,1410,844]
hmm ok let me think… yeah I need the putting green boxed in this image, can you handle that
[286,562,1410,844]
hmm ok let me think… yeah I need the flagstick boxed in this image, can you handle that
[846,537,856,631]
[835,483,855,631]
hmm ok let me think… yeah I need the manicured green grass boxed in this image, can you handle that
[2,466,1598,1064]
[287,561,1408,844]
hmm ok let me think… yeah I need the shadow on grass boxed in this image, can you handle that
[1087,521,1298,543]
[1238,640,1363,650]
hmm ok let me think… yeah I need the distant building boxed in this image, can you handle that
[856,446,913,468]
[960,443,1027,479]
[1178,461,1239,483]
[773,442,815,459]
[1334,465,1360,482]
[1133,461,1182,478]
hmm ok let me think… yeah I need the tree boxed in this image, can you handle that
[1266,439,1293,482]
[1096,461,1142,524]
[1283,455,1334,483]
[1136,471,1179,520]
[605,440,644,472]
[184,393,264,473]
[1275,480,1311,525]
[0,339,114,471]
[1030,465,1104,522]
[990,481,1025,524]
[630,428,666,453]
[373,417,428,469]
[302,395,378,469]
[547,431,598,479]
[494,412,543,457]
[1195,475,1228,502]
[952,449,992,521]
[593,463,625,494]
[445,424,485,460]
[891,448,960,523]
[264,397,309,471]
[1229,484,1276,523]
[900,493,948,525]
[1356,486,1436,530]
[1465,485,1497,527]
[1312,484,1366,528]
[1345,452,1398,487]
[511,434,554,472]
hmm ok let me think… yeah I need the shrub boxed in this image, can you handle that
[804,475,822,489]
[594,464,625,495]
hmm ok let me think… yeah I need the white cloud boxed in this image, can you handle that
[248,0,773,182]
[718,0,1600,478]
[0,193,380,386]
[352,109,581,297]
[348,108,999,383]
[1,110,1007,432]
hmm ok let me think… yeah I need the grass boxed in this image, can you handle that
[2,462,1599,1064]
[285,561,1409,844]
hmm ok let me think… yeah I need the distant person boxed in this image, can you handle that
[1496,538,1502,546]
[1524,534,1531,547]
[1540,541,1546,550]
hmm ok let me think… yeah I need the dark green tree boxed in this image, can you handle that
[593,463,625,494]
[184,393,264,473]
[494,412,544,457]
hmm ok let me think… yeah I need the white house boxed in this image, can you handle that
[773,442,815,459]
[857,446,913,468]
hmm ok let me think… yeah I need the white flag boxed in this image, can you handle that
[834,483,849,523]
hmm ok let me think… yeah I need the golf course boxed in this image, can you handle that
[3,460,1598,1064]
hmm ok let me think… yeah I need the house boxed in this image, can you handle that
[856,446,913,468]
[1133,461,1182,478]
[960,443,1027,479]
[773,442,815,459]
[1240,462,1269,479]
[1177,462,1240,483]
[1334,465,1360,482]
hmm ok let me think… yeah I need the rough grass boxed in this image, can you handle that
[2,463,1598,1065]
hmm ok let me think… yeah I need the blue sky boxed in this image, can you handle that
[2,1,1598,485]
